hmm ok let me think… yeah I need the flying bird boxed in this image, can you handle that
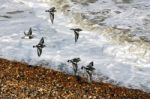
[33,37,46,57]
[70,28,82,43]
[22,27,33,39]
[45,7,56,24]
[67,58,81,75]
[81,61,95,83]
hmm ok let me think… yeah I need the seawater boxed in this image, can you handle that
[37,0,150,62]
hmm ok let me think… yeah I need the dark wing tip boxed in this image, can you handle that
[24,32,27,35]
[29,27,32,30]
[90,61,94,65]
[87,61,94,68]
[41,37,44,43]
[38,37,44,45]
[37,47,42,57]
[29,27,32,35]
[75,31,79,42]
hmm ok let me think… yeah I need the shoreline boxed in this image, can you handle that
[0,58,150,98]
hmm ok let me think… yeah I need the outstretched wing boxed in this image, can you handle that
[28,28,32,35]
[72,58,80,63]
[89,61,94,67]
[87,61,94,68]
[37,47,42,57]
[24,32,27,36]
[50,7,55,11]
[76,28,82,32]
[38,37,44,45]
[74,31,79,42]
[49,12,54,24]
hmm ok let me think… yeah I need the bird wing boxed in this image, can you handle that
[37,47,42,57]
[28,28,32,35]
[74,31,79,42]
[38,37,44,45]
[24,32,27,36]
[73,58,80,62]
[50,7,55,11]
[77,58,81,62]
[87,61,95,71]
[77,28,82,31]
[86,66,95,71]
[49,12,54,24]
[87,61,94,68]
[89,61,94,66]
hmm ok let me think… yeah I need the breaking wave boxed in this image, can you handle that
[36,0,150,62]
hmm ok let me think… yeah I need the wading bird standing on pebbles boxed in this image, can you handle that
[81,61,95,83]
[45,7,56,24]
[70,28,82,43]
[33,37,46,57]
[22,27,33,39]
[67,58,81,75]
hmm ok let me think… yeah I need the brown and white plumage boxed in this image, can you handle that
[81,61,95,83]
[67,58,81,75]
[45,7,56,24]
[33,37,46,57]
[70,28,82,43]
[22,27,33,39]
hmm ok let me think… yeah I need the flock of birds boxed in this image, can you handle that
[22,7,95,82]
[68,58,95,82]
